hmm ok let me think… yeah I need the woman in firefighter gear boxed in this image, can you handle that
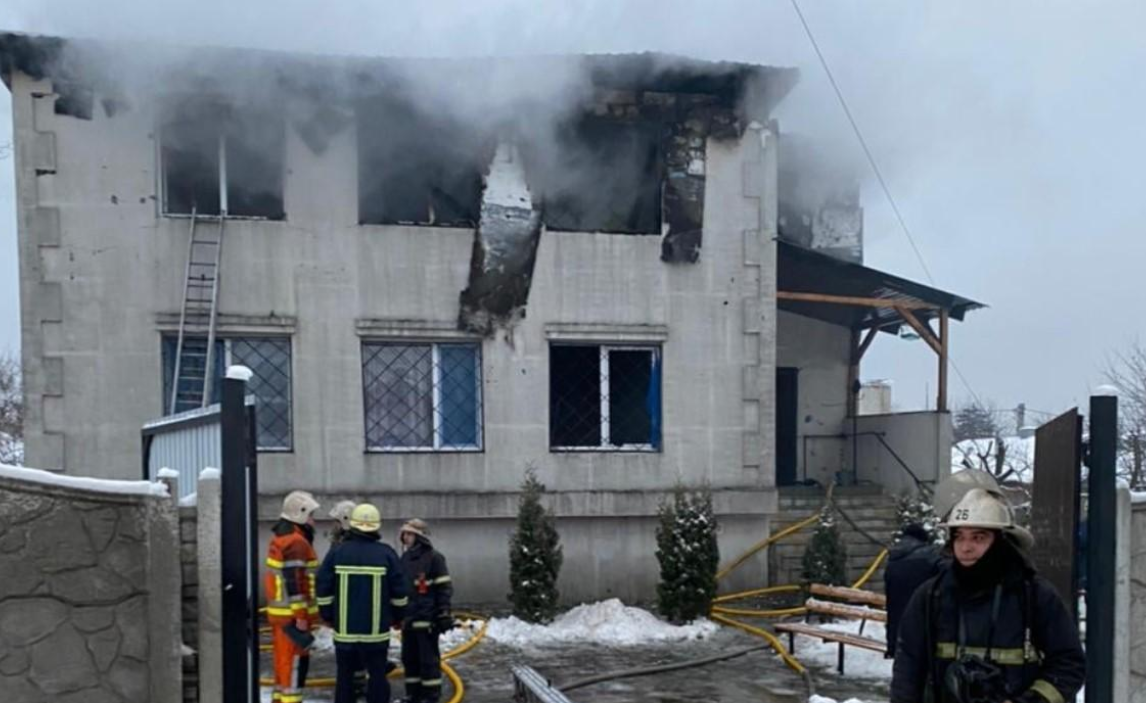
[891,489,1085,703]
[398,518,453,703]
[317,503,410,703]
[265,491,322,703]
[328,500,357,546]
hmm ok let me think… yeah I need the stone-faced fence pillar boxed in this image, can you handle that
[197,468,223,703]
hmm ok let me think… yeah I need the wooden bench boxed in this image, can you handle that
[773,584,888,674]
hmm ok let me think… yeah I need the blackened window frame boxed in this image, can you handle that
[361,340,485,453]
[539,116,666,236]
[356,97,488,228]
[159,102,287,221]
[549,342,663,452]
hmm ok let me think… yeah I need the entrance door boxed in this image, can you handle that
[776,368,799,486]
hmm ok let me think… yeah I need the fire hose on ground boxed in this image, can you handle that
[258,610,489,703]
[249,489,889,701]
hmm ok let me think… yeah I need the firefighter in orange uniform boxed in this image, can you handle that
[264,491,322,703]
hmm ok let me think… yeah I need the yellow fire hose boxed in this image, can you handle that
[706,489,891,688]
[714,513,820,582]
[258,611,488,703]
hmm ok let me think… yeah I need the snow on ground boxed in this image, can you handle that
[0,462,170,496]
[794,620,892,681]
[307,618,485,656]
[485,598,719,647]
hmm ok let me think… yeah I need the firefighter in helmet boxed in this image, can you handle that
[264,490,321,703]
[891,488,1085,703]
[317,503,409,703]
[398,518,453,703]
[328,500,357,546]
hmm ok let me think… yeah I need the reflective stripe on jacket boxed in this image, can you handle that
[264,523,319,623]
[316,531,409,644]
[400,536,452,627]
[890,563,1085,703]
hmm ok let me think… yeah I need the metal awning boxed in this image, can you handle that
[777,241,984,333]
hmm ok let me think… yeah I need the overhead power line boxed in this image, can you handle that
[787,0,934,284]
[788,0,991,408]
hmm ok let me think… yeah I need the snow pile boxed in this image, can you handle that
[440,618,483,651]
[179,492,198,507]
[485,598,719,647]
[809,697,869,703]
[0,463,170,497]
[795,620,891,681]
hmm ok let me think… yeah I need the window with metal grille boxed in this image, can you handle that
[362,342,483,451]
[162,336,293,451]
[549,344,662,451]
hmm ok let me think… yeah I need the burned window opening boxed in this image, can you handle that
[160,101,285,220]
[358,98,489,227]
[540,117,664,235]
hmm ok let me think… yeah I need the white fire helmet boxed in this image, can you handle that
[942,488,1034,550]
[329,500,357,530]
[280,491,320,525]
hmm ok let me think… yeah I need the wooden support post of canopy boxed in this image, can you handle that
[939,309,949,413]
[777,290,952,414]
[847,327,880,417]
[893,306,950,413]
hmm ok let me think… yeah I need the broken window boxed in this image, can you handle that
[362,342,483,451]
[358,98,488,227]
[539,117,663,234]
[161,335,293,450]
[161,101,285,219]
[549,344,662,451]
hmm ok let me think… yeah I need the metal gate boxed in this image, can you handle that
[142,373,260,703]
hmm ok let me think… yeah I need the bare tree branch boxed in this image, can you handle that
[1103,341,1146,488]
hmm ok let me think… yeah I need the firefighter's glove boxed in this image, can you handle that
[282,622,316,650]
[434,615,456,635]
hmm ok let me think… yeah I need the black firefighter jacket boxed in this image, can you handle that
[890,559,1085,703]
[400,536,453,632]
[884,535,946,658]
[316,531,410,645]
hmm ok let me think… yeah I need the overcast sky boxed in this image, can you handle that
[1,1,1143,420]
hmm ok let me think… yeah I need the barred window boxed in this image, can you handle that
[549,344,662,451]
[362,342,483,451]
[162,336,293,451]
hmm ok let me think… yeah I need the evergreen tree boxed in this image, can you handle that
[954,401,1002,441]
[655,485,720,624]
[801,507,848,586]
[894,493,944,545]
[508,467,563,623]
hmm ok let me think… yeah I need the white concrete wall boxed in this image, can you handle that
[775,311,850,485]
[854,411,953,494]
[12,73,785,602]
[1125,493,1146,701]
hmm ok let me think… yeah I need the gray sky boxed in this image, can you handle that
[1,1,1143,419]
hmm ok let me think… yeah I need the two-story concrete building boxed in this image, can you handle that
[1,33,980,602]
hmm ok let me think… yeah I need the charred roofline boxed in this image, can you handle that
[0,32,799,112]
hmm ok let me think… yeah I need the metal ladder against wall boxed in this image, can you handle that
[169,210,225,414]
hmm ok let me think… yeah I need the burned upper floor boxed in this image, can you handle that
[0,33,801,258]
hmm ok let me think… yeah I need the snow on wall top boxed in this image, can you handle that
[0,463,170,497]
